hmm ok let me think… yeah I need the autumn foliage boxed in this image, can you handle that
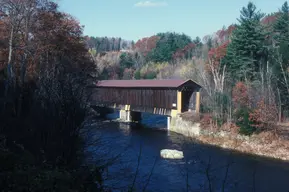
[232,82,250,108]
[221,122,240,135]
[261,14,278,25]
[208,41,229,67]
[172,43,195,60]
[0,1,101,191]
[216,25,236,42]
[134,35,159,56]
[231,81,279,133]
[88,1,287,138]
[200,113,217,131]
[249,98,278,130]
[0,1,93,81]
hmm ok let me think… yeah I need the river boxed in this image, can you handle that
[84,112,289,192]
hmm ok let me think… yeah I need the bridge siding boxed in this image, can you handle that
[94,88,177,109]
[90,79,202,116]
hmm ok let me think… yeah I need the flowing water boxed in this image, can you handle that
[84,112,289,192]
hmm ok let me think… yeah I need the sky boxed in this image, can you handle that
[58,0,287,41]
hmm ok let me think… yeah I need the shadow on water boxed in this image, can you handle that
[86,111,289,192]
[106,110,168,129]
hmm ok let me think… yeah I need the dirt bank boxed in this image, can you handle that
[195,130,289,161]
[173,112,289,161]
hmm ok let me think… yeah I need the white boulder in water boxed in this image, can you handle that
[160,149,184,159]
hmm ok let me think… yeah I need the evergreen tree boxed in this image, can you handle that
[272,1,289,112]
[148,32,192,62]
[105,37,110,51]
[131,40,135,50]
[119,53,134,69]
[112,37,115,51]
[206,36,213,50]
[274,1,289,42]
[118,37,122,51]
[225,2,267,81]
[273,1,289,64]
[100,38,106,52]
[193,36,202,46]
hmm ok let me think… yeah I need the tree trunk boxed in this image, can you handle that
[2,25,14,114]
[277,88,282,123]
[18,11,30,116]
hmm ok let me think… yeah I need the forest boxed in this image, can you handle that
[0,0,289,191]
[89,1,289,136]
[86,36,134,53]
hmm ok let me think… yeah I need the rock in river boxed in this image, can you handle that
[160,149,184,159]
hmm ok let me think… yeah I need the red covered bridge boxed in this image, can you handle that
[90,79,202,118]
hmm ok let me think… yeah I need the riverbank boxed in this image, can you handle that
[171,114,289,161]
[196,130,289,161]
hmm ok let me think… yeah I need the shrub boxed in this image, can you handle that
[119,53,134,69]
[122,68,135,80]
[134,70,141,79]
[249,98,278,131]
[213,91,230,120]
[232,82,250,108]
[221,122,240,135]
[231,82,256,135]
[234,107,255,135]
[144,71,157,79]
[200,113,213,129]
[212,116,224,128]
[200,113,219,132]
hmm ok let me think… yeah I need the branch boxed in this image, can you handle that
[142,156,158,192]
[130,143,142,191]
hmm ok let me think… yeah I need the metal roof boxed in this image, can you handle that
[95,79,201,89]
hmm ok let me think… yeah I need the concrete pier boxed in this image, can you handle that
[119,110,142,123]
[167,116,171,130]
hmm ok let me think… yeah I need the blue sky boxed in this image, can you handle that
[58,0,286,41]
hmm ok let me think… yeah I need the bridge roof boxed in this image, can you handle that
[94,79,201,89]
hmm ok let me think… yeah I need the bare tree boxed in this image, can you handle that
[208,59,226,93]
[0,0,51,114]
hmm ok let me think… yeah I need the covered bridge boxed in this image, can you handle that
[90,79,202,117]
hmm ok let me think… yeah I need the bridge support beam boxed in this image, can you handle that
[127,111,131,121]
[167,116,171,130]
[195,91,201,114]
[119,110,128,121]
[177,91,182,113]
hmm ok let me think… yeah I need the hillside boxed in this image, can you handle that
[88,2,289,135]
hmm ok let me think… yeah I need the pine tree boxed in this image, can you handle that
[148,32,192,62]
[273,1,289,64]
[272,1,289,112]
[111,37,115,51]
[118,37,122,51]
[274,1,289,43]
[225,2,267,82]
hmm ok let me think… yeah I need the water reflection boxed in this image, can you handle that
[119,123,131,136]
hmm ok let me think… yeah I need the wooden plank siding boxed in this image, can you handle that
[89,79,202,115]
[94,88,177,110]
